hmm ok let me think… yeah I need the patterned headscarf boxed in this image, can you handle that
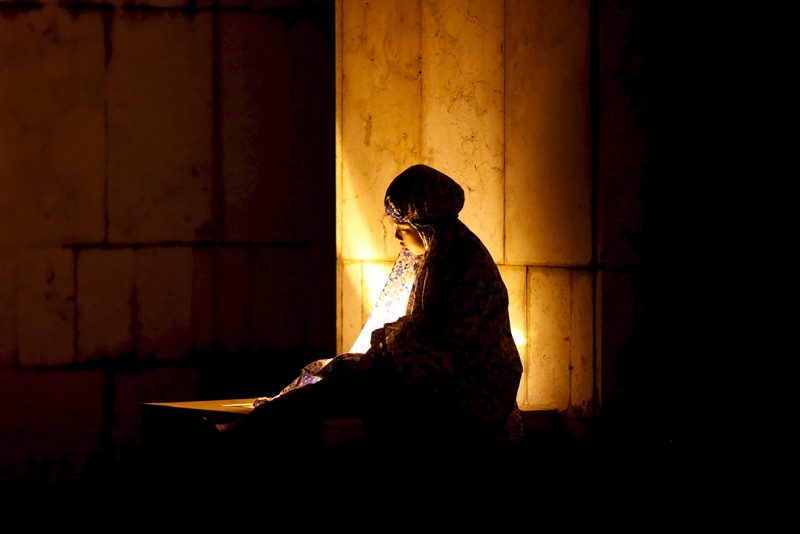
[383,165,465,249]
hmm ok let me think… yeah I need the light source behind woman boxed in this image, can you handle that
[218,164,524,481]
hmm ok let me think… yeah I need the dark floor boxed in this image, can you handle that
[1,403,765,523]
[5,431,772,531]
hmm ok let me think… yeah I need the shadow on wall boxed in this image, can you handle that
[0,0,336,492]
[0,349,320,492]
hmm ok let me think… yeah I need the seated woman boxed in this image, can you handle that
[213,164,523,482]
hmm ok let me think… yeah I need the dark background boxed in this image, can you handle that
[0,0,772,496]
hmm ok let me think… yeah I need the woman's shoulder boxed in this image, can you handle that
[428,222,500,281]
[451,230,499,268]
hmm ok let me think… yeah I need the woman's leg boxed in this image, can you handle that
[212,373,372,485]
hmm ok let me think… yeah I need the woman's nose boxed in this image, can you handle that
[394,229,402,241]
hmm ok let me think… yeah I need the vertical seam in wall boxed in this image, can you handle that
[419,0,424,158]
[359,262,365,333]
[592,229,599,409]
[568,269,573,410]
[211,10,223,350]
[336,0,344,353]
[589,0,600,416]
[246,248,253,352]
[72,249,79,364]
[131,251,141,357]
[12,257,19,368]
[101,363,115,455]
[103,106,109,243]
[103,11,112,244]
[522,265,529,407]
[503,0,508,265]
[103,100,109,243]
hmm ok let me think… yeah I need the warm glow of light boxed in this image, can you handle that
[340,158,390,352]
[347,327,372,355]
[511,327,527,348]
[336,0,599,415]
[362,261,393,314]
[341,160,383,260]
[347,259,408,354]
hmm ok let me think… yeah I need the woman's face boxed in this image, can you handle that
[394,222,426,256]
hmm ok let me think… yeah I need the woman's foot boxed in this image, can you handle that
[210,418,244,434]
[199,415,223,435]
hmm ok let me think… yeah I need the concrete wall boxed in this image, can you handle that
[336,0,645,414]
[0,0,652,488]
[0,0,335,488]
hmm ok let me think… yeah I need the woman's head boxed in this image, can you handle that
[384,164,465,226]
[384,164,464,255]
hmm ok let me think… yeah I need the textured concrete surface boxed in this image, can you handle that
[77,249,136,361]
[570,269,594,412]
[341,0,423,262]
[0,256,17,367]
[0,9,105,248]
[215,247,250,353]
[505,0,591,265]
[423,0,505,262]
[18,248,75,366]
[2,4,333,365]
[107,12,214,243]
[136,247,194,360]
[527,267,571,410]
[190,248,215,353]
[222,13,333,245]
[0,1,336,491]
[250,247,311,352]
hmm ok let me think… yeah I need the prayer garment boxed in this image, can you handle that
[254,164,523,444]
